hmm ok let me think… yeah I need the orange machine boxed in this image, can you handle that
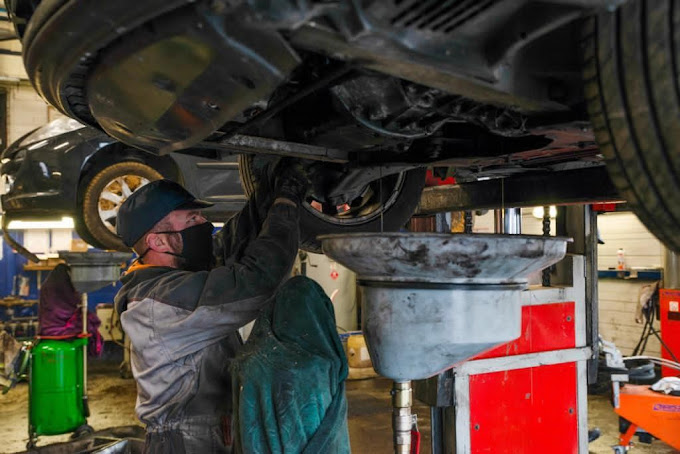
[602,336,680,453]
[614,384,680,452]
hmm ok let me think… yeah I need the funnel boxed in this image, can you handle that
[58,251,132,293]
[320,233,569,381]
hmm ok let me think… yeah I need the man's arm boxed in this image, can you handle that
[212,176,275,267]
[213,158,308,266]
[146,200,300,361]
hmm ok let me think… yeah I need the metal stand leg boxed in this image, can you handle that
[392,381,413,454]
[542,206,552,287]
[81,294,89,418]
[27,351,36,450]
[615,422,637,453]
[430,407,443,454]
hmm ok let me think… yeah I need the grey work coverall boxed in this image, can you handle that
[114,198,299,454]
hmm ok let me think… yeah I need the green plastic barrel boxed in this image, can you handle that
[30,338,87,435]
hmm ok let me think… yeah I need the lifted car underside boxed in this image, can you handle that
[19,0,614,174]
[9,0,680,254]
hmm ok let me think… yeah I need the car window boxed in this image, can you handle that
[18,117,86,147]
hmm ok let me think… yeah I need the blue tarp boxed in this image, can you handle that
[232,276,351,454]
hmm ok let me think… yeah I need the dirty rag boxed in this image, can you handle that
[38,264,103,355]
[232,276,350,454]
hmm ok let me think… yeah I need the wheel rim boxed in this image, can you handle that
[304,172,407,225]
[97,175,152,232]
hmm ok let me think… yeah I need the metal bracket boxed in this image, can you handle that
[204,134,349,163]
[2,217,39,263]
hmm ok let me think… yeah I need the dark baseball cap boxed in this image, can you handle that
[116,179,213,247]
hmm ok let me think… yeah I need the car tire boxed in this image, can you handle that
[79,162,163,251]
[583,1,680,253]
[238,155,426,253]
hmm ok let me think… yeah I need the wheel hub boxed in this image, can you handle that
[98,175,151,232]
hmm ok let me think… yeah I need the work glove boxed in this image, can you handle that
[274,158,312,206]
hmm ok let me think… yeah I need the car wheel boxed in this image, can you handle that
[238,155,426,253]
[79,162,163,251]
[583,1,680,253]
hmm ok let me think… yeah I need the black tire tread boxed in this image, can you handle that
[583,1,680,253]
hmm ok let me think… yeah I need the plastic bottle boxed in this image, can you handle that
[617,248,626,271]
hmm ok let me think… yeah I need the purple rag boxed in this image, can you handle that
[38,264,103,356]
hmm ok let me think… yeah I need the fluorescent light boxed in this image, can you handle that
[7,216,75,230]
[532,206,558,219]
[1,158,9,164]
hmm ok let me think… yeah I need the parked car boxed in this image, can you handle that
[0,118,246,251]
[5,0,679,253]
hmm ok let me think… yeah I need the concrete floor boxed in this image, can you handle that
[1,360,677,454]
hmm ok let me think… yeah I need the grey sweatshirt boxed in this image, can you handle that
[114,200,299,430]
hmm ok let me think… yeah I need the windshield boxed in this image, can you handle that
[18,117,86,147]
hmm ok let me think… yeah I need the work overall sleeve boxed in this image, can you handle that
[212,173,275,266]
[144,201,300,361]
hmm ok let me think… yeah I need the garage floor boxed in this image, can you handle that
[0,360,676,454]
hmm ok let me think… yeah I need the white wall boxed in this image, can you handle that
[597,279,660,356]
[0,37,26,80]
[302,253,359,333]
[597,212,664,356]
[0,44,52,148]
[597,212,664,270]
[6,83,50,145]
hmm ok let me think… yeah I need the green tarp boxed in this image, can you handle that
[232,276,351,453]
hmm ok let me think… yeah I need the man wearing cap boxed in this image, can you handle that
[114,164,308,453]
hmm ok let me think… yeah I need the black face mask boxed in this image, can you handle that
[140,222,215,271]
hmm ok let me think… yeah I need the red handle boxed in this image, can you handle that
[411,429,421,454]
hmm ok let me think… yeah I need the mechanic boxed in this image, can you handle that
[113,162,308,454]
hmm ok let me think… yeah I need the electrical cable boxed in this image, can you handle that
[648,324,679,363]
[630,286,677,362]
[632,313,652,356]
[623,356,680,372]
[624,355,680,366]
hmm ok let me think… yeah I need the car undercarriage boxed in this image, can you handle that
[6,0,680,252]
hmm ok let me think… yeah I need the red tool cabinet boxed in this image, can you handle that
[659,289,680,378]
[450,255,590,453]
